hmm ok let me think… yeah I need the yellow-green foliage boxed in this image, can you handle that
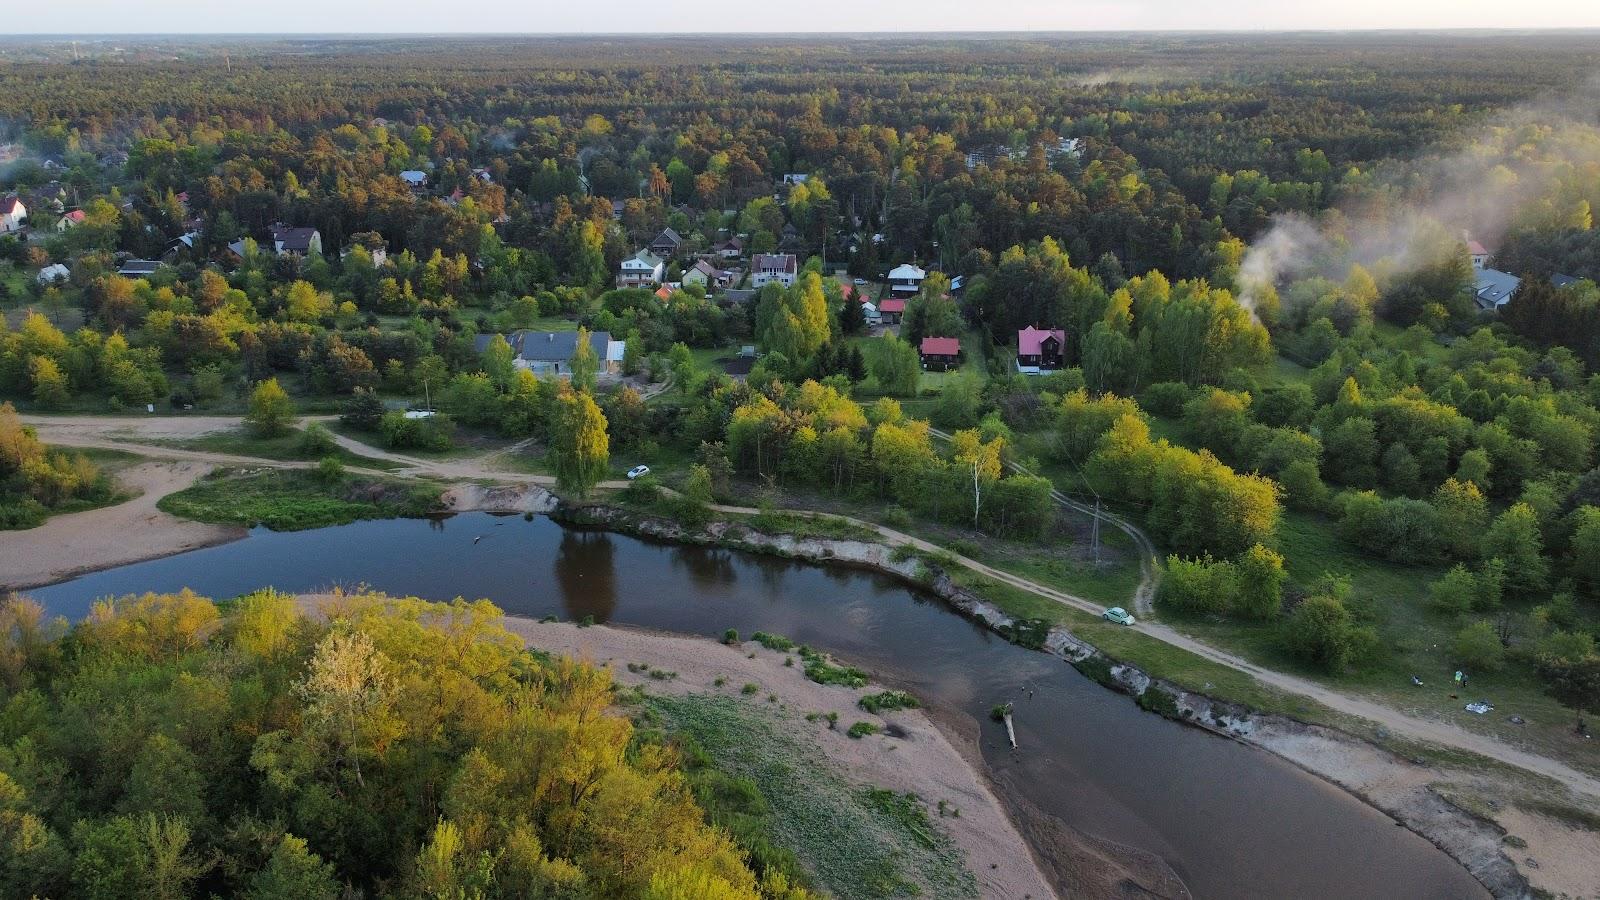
[0,589,807,899]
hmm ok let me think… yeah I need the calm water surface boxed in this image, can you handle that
[26,513,1487,900]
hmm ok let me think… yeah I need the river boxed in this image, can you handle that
[24,512,1487,900]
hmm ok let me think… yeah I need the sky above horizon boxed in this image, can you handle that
[9,0,1600,34]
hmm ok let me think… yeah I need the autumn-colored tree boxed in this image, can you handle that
[548,388,610,497]
[245,378,297,437]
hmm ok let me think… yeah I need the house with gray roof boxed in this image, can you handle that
[474,330,624,377]
[1473,268,1521,310]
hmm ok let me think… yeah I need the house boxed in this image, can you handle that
[474,330,624,376]
[55,209,85,232]
[341,244,388,268]
[473,168,493,183]
[271,224,323,257]
[1468,239,1489,269]
[920,336,962,371]
[1552,273,1583,289]
[649,228,684,258]
[887,263,926,296]
[878,297,906,324]
[751,253,798,288]
[118,259,165,278]
[782,174,810,186]
[0,196,26,233]
[654,285,675,302]
[1016,327,1067,374]
[618,249,665,287]
[681,259,721,289]
[714,235,744,259]
[861,301,881,326]
[400,170,428,189]
[166,231,203,258]
[1473,269,1521,310]
[36,263,70,285]
[611,199,626,220]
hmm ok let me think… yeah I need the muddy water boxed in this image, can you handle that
[26,513,1488,900]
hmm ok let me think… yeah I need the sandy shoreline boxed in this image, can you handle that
[1,460,244,591]
[496,616,1063,900]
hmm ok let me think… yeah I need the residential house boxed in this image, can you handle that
[1473,269,1521,310]
[919,336,962,371]
[0,196,26,233]
[1552,273,1583,289]
[271,224,323,258]
[751,253,798,288]
[473,330,624,376]
[36,263,70,285]
[1016,327,1067,374]
[714,235,744,259]
[400,170,428,190]
[682,259,722,289]
[878,297,906,325]
[861,301,881,327]
[654,285,675,303]
[118,259,165,278]
[618,249,665,287]
[55,209,85,232]
[649,228,684,259]
[782,173,810,186]
[887,263,926,296]
[1468,239,1489,269]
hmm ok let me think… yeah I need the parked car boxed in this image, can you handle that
[626,465,651,480]
[1102,607,1135,626]
[852,277,868,285]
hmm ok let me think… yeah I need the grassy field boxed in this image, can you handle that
[154,426,404,470]
[158,468,442,530]
[642,693,977,900]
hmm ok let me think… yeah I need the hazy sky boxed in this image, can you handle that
[10,0,1600,33]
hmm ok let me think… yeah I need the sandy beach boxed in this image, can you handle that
[1,460,243,591]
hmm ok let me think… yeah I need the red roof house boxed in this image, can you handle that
[878,297,906,323]
[1016,327,1067,374]
[919,336,962,371]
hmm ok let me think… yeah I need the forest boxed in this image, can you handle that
[5,33,1600,889]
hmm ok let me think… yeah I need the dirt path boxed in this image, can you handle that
[0,460,243,590]
[927,425,1160,614]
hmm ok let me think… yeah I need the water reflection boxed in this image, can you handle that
[668,544,738,590]
[553,530,616,622]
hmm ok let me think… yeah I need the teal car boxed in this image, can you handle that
[1102,607,1136,626]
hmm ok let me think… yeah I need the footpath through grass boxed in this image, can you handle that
[153,425,403,470]
[158,468,442,531]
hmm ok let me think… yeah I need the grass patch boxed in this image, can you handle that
[153,426,401,470]
[645,695,976,899]
[846,721,880,739]
[157,468,441,530]
[746,509,880,542]
[858,691,920,714]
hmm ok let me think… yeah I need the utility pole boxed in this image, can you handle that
[1091,497,1102,566]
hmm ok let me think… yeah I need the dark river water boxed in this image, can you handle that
[24,512,1487,900]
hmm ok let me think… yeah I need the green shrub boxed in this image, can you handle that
[846,721,879,739]
[298,422,339,456]
[858,691,920,713]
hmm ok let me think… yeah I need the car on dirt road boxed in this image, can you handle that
[1103,607,1136,626]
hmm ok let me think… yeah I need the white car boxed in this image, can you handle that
[852,277,868,285]
[626,465,651,480]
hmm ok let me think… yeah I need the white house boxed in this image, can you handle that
[861,300,881,326]
[400,170,428,189]
[36,263,70,285]
[618,249,665,288]
[887,262,926,295]
[1468,239,1489,269]
[271,224,323,257]
[751,253,798,288]
[0,196,26,233]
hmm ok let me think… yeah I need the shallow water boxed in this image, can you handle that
[26,512,1488,900]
